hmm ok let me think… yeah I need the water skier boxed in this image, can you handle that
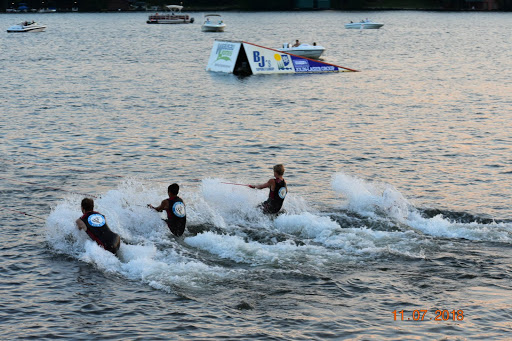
[148,183,187,237]
[250,164,287,215]
[76,198,121,255]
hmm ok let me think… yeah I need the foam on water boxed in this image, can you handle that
[44,174,511,292]
[331,171,512,243]
[189,178,309,230]
[45,179,237,291]
[185,231,317,266]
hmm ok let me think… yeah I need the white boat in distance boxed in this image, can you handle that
[278,43,325,59]
[147,5,194,24]
[201,14,226,32]
[7,21,46,32]
[345,19,384,29]
[38,7,56,12]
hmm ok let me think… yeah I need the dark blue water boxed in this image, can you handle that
[1,10,511,340]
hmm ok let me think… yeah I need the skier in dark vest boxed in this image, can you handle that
[76,198,121,255]
[148,183,187,237]
[250,164,287,214]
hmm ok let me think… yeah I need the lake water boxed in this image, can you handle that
[1,10,511,340]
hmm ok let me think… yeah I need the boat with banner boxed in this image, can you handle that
[147,5,194,24]
[206,39,357,76]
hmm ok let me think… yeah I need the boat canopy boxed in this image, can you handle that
[166,5,183,11]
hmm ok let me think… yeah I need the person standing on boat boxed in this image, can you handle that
[292,40,300,47]
[148,183,187,237]
[250,164,287,215]
[76,198,121,255]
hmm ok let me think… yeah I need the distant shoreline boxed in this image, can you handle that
[2,8,509,12]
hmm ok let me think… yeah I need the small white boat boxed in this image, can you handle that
[7,21,46,33]
[147,5,194,24]
[278,43,326,59]
[201,14,226,32]
[38,7,56,12]
[345,19,384,29]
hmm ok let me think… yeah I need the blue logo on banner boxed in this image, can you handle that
[253,51,266,67]
[292,56,339,73]
[282,55,290,67]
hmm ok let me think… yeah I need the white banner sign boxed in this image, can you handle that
[206,41,242,73]
[242,43,295,75]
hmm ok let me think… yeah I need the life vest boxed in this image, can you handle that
[165,197,187,236]
[80,211,120,253]
[263,178,287,214]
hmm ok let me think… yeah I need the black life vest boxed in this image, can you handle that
[263,178,287,214]
[80,211,120,253]
[165,197,187,236]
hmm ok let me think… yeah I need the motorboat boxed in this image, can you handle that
[38,7,57,12]
[278,43,326,59]
[147,5,194,24]
[345,19,384,29]
[201,14,226,32]
[7,21,46,32]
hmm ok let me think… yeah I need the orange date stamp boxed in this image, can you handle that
[393,309,464,321]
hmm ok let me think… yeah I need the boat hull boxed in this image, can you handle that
[147,15,194,24]
[345,23,383,29]
[278,46,325,59]
[201,24,226,32]
[7,25,46,32]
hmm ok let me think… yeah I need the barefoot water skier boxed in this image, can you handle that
[250,164,287,214]
[148,183,187,237]
[76,198,121,255]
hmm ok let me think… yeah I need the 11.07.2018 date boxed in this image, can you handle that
[393,309,464,321]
